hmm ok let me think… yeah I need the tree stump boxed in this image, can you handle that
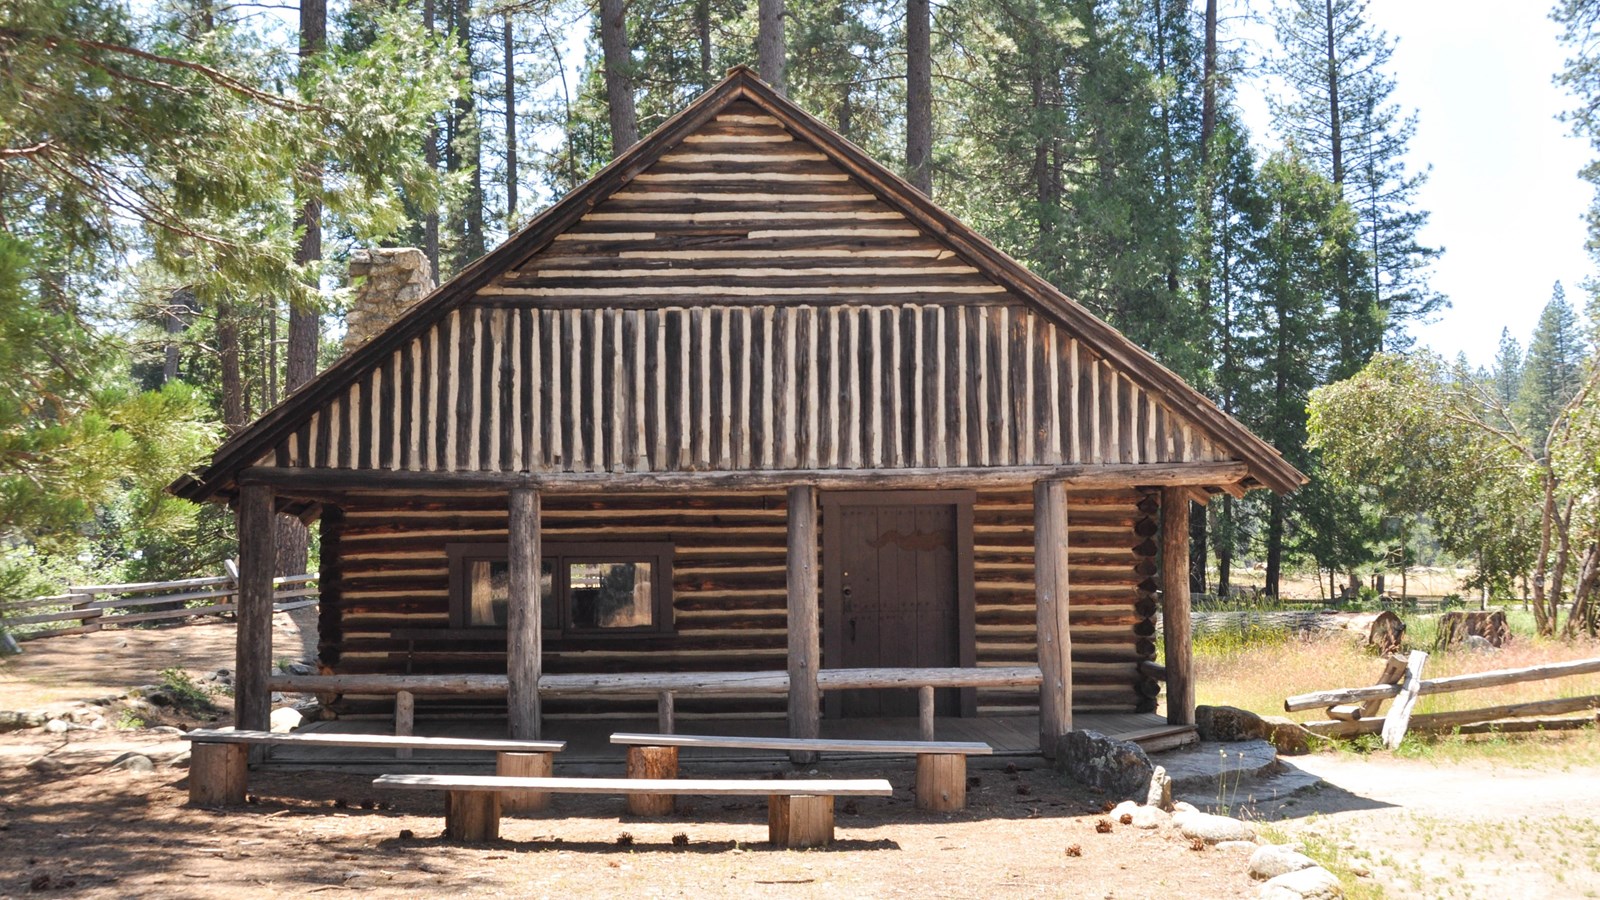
[915,753,966,811]
[625,745,677,816]
[444,790,500,842]
[768,794,834,847]
[496,751,552,814]
[1436,610,1510,649]
[189,742,248,807]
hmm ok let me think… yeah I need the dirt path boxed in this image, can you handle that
[1244,753,1600,899]
[0,612,315,711]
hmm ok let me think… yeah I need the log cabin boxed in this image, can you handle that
[168,67,1305,757]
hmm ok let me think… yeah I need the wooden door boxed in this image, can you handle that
[822,492,975,718]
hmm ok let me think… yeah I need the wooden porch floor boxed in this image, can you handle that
[261,713,1196,771]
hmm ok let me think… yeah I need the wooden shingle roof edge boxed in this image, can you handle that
[168,66,1307,503]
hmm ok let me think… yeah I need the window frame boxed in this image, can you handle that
[446,540,675,638]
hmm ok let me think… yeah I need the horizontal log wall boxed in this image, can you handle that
[322,487,1151,719]
[265,303,1229,476]
[973,488,1157,715]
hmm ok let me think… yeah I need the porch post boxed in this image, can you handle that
[235,483,276,734]
[1033,478,1072,757]
[508,486,542,739]
[786,485,820,763]
[1160,488,1195,726]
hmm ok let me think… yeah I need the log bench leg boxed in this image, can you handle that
[497,750,552,814]
[444,790,501,842]
[915,753,967,812]
[189,742,248,807]
[768,794,834,848]
[625,745,678,816]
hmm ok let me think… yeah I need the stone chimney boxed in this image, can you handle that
[343,248,434,352]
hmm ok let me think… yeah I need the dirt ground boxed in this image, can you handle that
[0,731,1256,899]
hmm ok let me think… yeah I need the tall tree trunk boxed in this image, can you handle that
[163,289,194,383]
[1323,0,1343,187]
[1189,501,1207,596]
[1200,0,1217,161]
[217,301,245,431]
[600,0,638,152]
[758,0,785,94]
[280,0,325,578]
[1532,470,1556,635]
[460,0,484,267]
[905,0,932,196]
[1265,494,1284,599]
[504,12,517,225]
[1216,497,1232,598]
[696,0,713,89]
[423,0,440,273]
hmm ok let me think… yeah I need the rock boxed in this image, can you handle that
[1216,840,1259,852]
[1463,635,1494,652]
[107,752,155,775]
[1258,865,1343,899]
[0,631,20,656]
[1196,705,1313,756]
[1175,811,1256,844]
[85,716,107,731]
[269,707,304,733]
[1111,800,1169,829]
[286,662,314,676]
[1173,801,1199,815]
[1053,730,1155,801]
[269,692,285,704]
[1250,844,1318,880]
[145,691,172,708]
[44,718,70,734]
[150,725,183,735]
[1145,765,1173,810]
[0,711,46,733]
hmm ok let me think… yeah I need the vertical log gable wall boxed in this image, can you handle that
[319,488,1160,719]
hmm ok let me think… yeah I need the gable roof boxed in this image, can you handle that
[169,67,1306,501]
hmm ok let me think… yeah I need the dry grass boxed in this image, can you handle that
[1194,619,1600,764]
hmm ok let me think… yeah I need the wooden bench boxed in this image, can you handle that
[610,733,992,813]
[184,729,566,812]
[373,773,892,847]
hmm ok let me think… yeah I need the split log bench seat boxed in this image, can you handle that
[610,733,993,813]
[183,729,566,811]
[372,773,893,847]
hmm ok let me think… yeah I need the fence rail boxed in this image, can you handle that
[1,567,317,641]
[1287,654,1600,747]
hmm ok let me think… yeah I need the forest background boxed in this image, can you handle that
[6,0,1600,636]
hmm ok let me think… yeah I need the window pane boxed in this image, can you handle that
[468,560,510,627]
[568,561,653,629]
[540,560,555,627]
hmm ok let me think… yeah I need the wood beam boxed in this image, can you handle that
[785,485,820,763]
[235,483,276,734]
[1033,478,1072,756]
[507,487,542,739]
[237,461,1254,498]
[1160,487,1195,726]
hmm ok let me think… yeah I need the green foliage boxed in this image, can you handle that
[155,666,217,713]
[1517,283,1589,446]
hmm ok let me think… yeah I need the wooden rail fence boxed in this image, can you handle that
[1,566,318,641]
[1285,655,1600,748]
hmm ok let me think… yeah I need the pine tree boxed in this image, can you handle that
[1491,327,1523,421]
[1269,0,1440,369]
[1517,283,1588,447]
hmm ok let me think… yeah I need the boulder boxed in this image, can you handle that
[1110,800,1169,829]
[1145,765,1174,811]
[106,752,155,775]
[269,707,304,734]
[1173,801,1200,815]
[1175,811,1256,844]
[1250,844,1318,880]
[1053,730,1154,801]
[286,662,315,676]
[1196,705,1313,756]
[0,711,46,733]
[44,718,70,734]
[1258,866,1343,899]
[1463,635,1494,652]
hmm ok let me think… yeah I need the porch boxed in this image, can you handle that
[253,712,1196,772]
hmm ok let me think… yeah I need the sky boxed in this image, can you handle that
[1234,1,1594,368]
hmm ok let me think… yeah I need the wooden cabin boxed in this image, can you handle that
[168,68,1304,756]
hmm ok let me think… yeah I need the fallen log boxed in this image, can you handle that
[1285,656,1600,711]
[1303,693,1600,737]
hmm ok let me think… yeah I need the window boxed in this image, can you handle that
[447,542,673,636]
